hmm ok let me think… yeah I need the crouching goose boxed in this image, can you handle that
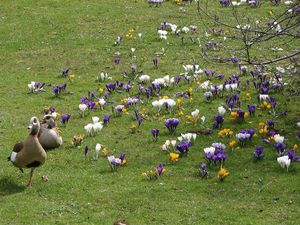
[8,116,47,187]
[38,114,62,150]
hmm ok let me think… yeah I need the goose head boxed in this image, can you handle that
[42,114,56,129]
[28,116,40,135]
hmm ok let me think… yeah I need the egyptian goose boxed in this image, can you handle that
[38,114,62,149]
[8,116,47,187]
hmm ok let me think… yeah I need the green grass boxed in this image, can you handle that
[0,0,300,224]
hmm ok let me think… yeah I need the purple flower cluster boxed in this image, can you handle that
[213,115,224,129]
[204,143,227,166]
[247,104,256,116]
[236,129,255,146]
[52,83,67,97]
[165,118,180,134]
[226,93,241,110]
[176,141,191,155]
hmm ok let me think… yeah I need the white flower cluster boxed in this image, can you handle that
[84,117,103,136]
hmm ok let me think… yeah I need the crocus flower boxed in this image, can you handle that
[79,104,87,117]
[107,155,122,171]
[218,167,229,181]
[214,115,224,128]
[157,164,165,176]
[169,152,179,163]
[95,143,102,160]
[176,141,191,155]
[200,163,208,178]
[165,118,180,134]
[247,104,256,116]
[103,114,110,125]
[151,128,160,141]
[277,155,291,172]
[274,143,286,155]
[253,146,264,159]
[61,114,71,124]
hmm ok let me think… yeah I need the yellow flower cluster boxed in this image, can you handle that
[176,98,182,109]
[218,128,234,138]
[169,152,179,163]
[262,100,272,110]
[67,74,75,82]
[229,140,237,149]
[258,122,268,135]
[218,167,229,181]
[125,28,135,39]
[230,111,249,120]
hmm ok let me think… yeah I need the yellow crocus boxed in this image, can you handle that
[169,153,179,162]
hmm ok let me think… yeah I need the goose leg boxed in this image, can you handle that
[26,168,35,187]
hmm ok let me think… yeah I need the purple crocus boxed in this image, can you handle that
[200,163,208,178]
[274,143,286,155]
[176,141,191,155]
[119,153,126,164]
[219,0,230,6]
[247,104,256,116]
[106,82,116,92]
[151,128,160,141]
[138,117,143,127]
[52,86,60,97]
[103,114,111,125]
[214,115,224,128]
[253,146,264,159]
[165,118,180,134]
[267,119,275,129]
[61,114,71,124]
[287,149,300,162]
[157,164,164,176]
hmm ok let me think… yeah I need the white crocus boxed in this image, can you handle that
[274,134,284,143]
[204,147,215,155]
[79,104,87,117]
[98,98,106,109]
[277,155,291,171]
[171,140,177,147]
[297,122,300,128]
[182,26,189,33]
[191,109,200,118]
[92,116,100,124]
[218,106,226,116]
[95,143,102,159]
[139,74,151,83]
[201,116,206,124]
[28,81,36,92]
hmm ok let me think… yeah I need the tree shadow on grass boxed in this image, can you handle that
[0,176,25,196]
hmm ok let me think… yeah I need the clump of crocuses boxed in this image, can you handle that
[142,164,166,180]
[203,143,227,167]
[236,129,255,146]
[165,118,180,134]
[176,141,191,156]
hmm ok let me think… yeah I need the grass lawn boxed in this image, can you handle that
[0,0,299,224]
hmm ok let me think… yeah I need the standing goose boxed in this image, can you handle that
[38,114,62,150]
[8,116,47,187]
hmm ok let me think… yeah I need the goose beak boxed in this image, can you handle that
[28,125,33,130]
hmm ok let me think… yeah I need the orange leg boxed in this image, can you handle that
[26,168,35,187]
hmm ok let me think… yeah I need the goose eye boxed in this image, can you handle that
[33,118,37,123]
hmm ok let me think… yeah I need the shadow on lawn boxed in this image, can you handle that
[0,176,25,196]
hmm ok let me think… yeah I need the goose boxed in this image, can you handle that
[8,116,47,187]
[38,114,62,149]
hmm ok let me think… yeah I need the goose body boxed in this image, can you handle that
[9,116,47,187]
[38,115,62,149]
